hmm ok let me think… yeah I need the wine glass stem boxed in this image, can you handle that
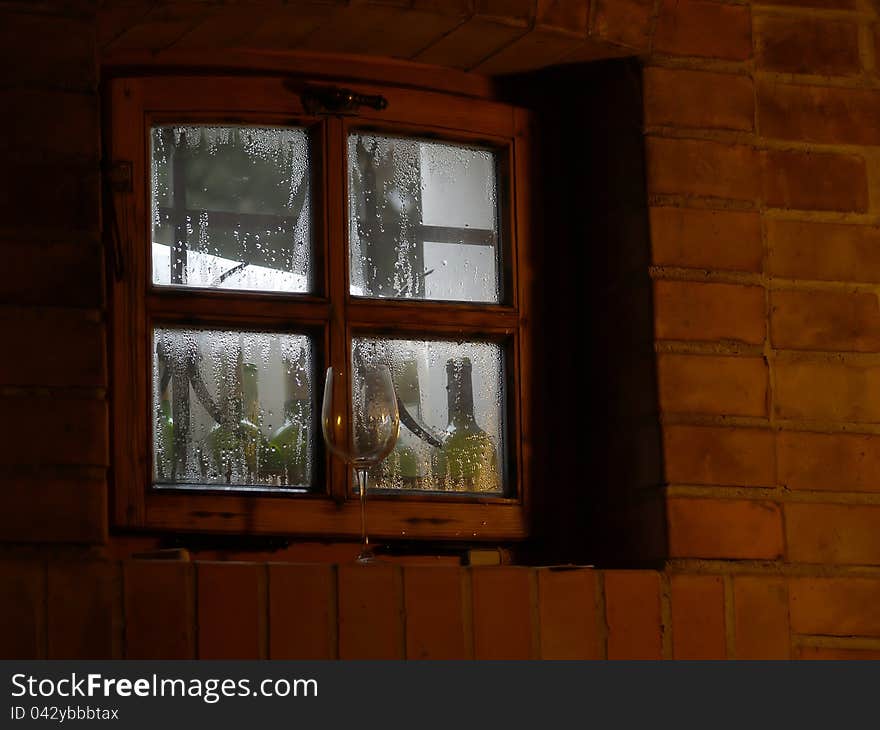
[355,467,370,556]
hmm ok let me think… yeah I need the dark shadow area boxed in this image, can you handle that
[501,58,666,567]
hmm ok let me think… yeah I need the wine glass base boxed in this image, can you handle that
[355,548,378,564]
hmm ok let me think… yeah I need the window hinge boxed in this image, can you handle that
[297,84,388,116]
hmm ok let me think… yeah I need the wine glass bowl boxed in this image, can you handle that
[321,364,399,563]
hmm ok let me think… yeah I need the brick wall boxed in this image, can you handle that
[643,0,880,658]
[5,558,880,660]
[0,4,107,545]
[3,0,880,658]
[646,0,880,577]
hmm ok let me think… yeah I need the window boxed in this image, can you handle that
[108,75,532,541]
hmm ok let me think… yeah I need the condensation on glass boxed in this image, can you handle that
[352,337,506,495]
[151,125,313,293]
[348,133,501,303]
[152,326,314,491]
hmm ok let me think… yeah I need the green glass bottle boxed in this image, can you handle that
[267,354,310,487]
[434,357,500,493]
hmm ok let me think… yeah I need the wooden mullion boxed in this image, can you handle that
[147,291,329,327]
[345,299,519,334]
[498,137,517,310]
[325,115,350,505]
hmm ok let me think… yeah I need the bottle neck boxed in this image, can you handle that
[446,359,476,430]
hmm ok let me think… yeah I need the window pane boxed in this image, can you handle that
[153,327,314,492]
[348,134,500,303]
[352,337,506,495]
[151,126,313,293]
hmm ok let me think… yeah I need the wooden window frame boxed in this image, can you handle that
[108,74,533,542]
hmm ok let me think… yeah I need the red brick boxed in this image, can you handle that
[1,163,100,232]
[653,0,752,60]
[648,137,760,202]
[537,568,602,660]
[654,281,765,344]
[644,68,754,131]
[734,576,790,659]
[774,359,880,423]
[664,425,775,487]
[591,0,654,50]
[171,5,278,49]
[650,207,763,272]
[0,307,106,388]
[472,567,534,659]
[0,396,108,467]
[778,431,880,492]
[536,0,589,33]
[198,563,264,659]
[0,471,107,543]
[476,0,536,19]
[0,13,96,90]
[668,497,784,559]
[790,577,880,636]
[760,0,856,6]
[106,4,211,52]
[0,90,98,165]
[762,149,868,213]
[657,354,768,417]
[474,28,584,75]
[98,3,153,48]
[771,289,880,353]
[755,15,860,76]
[48,562,120,659]
[797,646,880,659]
[417,16,528,69]
[414,0,473,13]
[768,220,880,284]
[759,82,880,146]
[785,503,880,565]
[0,240,104,308]
[0,561,45,659]
[124,561,195,659]
[338,564,403,659]
[404,566,467,659]
[269,564,335,659]
[670,574,726,659]
[557,39,636,64]
[876,25,880,73]
[304,5,468,59]
[604,570,663,660]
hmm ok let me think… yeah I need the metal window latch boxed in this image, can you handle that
[298,84,388,116]
[105,160,133,193]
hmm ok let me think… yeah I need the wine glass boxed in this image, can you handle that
[321,364,399,563]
